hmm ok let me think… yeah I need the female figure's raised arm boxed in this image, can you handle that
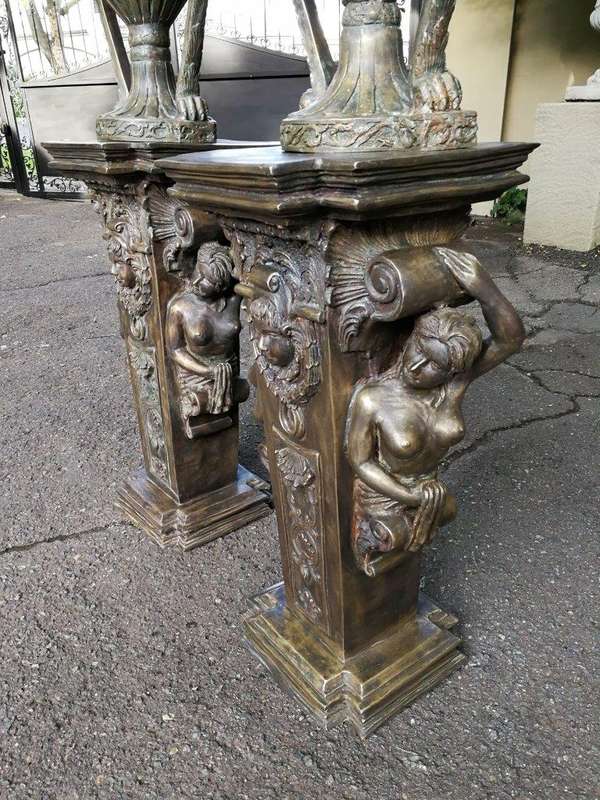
[346,389,422,508]
[436,248,526,379]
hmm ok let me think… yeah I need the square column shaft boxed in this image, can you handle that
[525,103,600,252]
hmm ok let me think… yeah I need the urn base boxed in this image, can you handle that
[280,110,478,154]
[96,114,217,146]
[244,583,465,738]
[116,466,272,551]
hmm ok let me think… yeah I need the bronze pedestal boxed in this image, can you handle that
[160,141,535,734]
[44,140,272,550]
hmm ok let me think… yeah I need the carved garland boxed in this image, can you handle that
[128,341,170,483]
[275,443,327,629]
[226,226,324,440]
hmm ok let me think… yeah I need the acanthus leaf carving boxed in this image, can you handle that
[145,183,221,272]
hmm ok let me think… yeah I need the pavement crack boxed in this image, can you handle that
[507,361,600,399]
[0,271,108,294]
[524,366,600,381]
[525,298,599,322]
[576,269,594,296]
[445,399,579,467]
[445,361,582,467]
[0,522,121,558]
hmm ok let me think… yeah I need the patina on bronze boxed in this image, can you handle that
[43,140,272,550]
[96,0,216,144]
[283,0,476,152]
[160,138,536,735]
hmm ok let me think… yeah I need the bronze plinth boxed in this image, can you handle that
[160,141,536,735]
[43,140,272,550]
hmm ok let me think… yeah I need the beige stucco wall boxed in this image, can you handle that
[524,103,600,250]
[447,0,516,143]
[447,0,600,144]
[503,0,600,141]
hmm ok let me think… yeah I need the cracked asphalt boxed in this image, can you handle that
[0,190,599,800]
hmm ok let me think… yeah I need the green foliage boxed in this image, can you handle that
[491,187,528,225]
[21,145,36,177]
[0,142,12,180]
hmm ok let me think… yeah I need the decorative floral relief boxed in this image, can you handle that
[96,117,215,145]
[129,341,170,483]
[281,112,477,154]
[226,225,325,440]
[275,442,327,630]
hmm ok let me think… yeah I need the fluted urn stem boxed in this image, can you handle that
[96,0,216,144]
[282,0,477,153]
[115,23,178,118]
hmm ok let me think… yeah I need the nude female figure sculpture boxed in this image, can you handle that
[166,243,249,439]
[346,249,526,577]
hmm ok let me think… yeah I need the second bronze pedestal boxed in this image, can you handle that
[246,584,463,736]
[44,141,272,550]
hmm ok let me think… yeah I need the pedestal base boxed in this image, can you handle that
[565,69,600,101]
[96,114,217,146]
[524,102,600,252]
[244,583,465,738]
[117,466,271,551]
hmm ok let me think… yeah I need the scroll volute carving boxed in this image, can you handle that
[344,247,526,577]
[165,242,249,440]
[328,210,472,353]
[146,184,221,272]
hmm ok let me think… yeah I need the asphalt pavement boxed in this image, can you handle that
[0,190,598,800]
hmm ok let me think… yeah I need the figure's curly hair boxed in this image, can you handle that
[194,243,233,294]
[413,307,483,375]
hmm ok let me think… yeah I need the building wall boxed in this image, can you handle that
[447,0,516,143]
[447,0,600,145]
[503,0,600,141]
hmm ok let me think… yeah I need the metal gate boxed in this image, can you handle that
[0,1,420,199]
[0,1,36,193]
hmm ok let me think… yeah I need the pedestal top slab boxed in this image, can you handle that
[159,142,538,222]
[43,139,278,178]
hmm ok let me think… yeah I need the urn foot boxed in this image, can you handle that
[96,114,217,146]
[280,111,478,154]
[244,583,465,738]
[116,466,272,551]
